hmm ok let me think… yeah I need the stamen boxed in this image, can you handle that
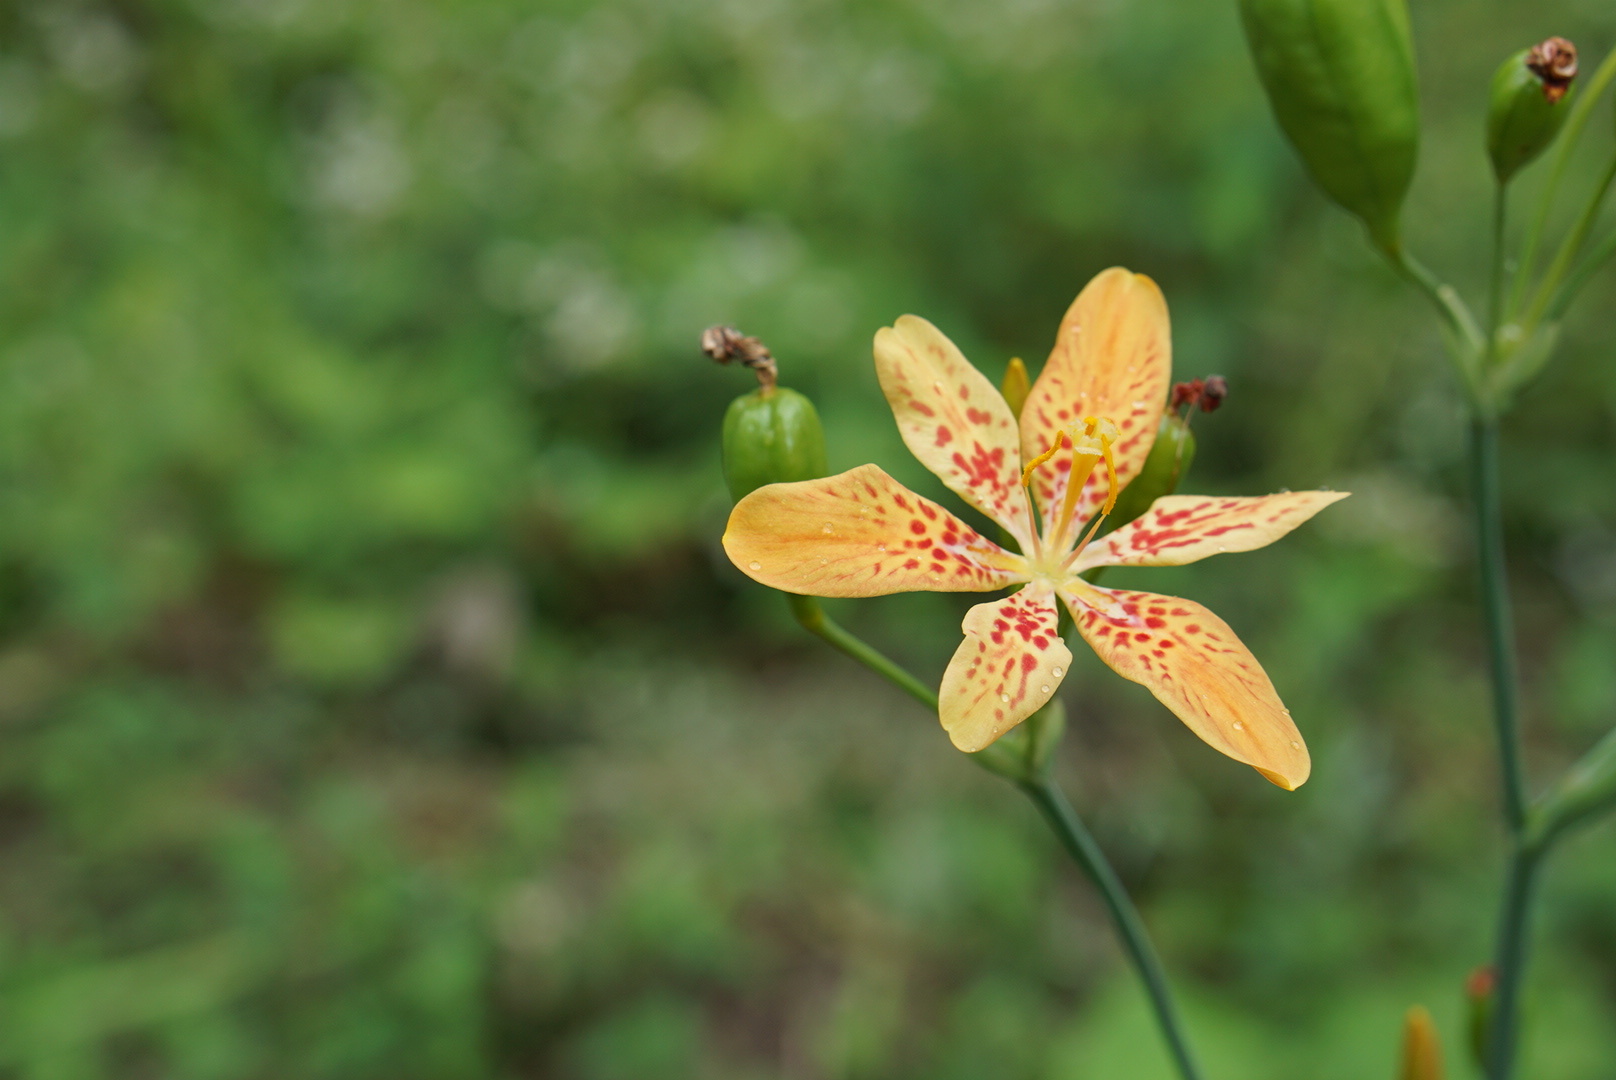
[1021,432,1066,490]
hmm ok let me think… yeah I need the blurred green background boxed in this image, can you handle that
[0,0,1614,1076]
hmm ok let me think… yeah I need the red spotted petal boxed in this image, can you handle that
[874,315,1036,550]
[1062,582,1309,789]
[1020,269,1171,536]
[724,464,1027,597]
[1074,491,1349,571]
[939,583,1072,752]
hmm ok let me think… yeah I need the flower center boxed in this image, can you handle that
[1021,416,1120,570]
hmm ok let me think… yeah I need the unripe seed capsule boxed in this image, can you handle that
[1487,40,1577,183]
[1238,0,1420,253]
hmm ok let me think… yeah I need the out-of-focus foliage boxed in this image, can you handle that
[0,0,1613,1077]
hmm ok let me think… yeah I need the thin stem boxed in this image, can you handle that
[1486,844,1542,1080]
[1469,418,1528,831]
[1509,45,1616,318]
[1385,247,1486,393]
[787,594,937,710]
[783,592,1203,1080]
[1487,185,1508,356]
[1523,149,1616,330]
[1545,226,1616,321]
[1019,776,1204,1080]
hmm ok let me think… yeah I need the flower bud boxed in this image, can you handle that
[972,700,1066,782]
[1398,1006,1445,1080]
[1001,357,1031,418]
[1238,0,1420,252]
[1107,413,1196,530]
[1464,966,1496,1071]
[1487,40,1578,183]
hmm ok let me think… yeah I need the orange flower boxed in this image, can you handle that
[724,269,1346,789]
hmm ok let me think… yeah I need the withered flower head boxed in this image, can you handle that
[1526,36,1577,103]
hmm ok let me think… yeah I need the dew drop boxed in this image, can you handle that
[1216,545,1227,552]
[1131,400,1145,409]
[933,380,944,392]
[1039,685,1050,694]
[1290,740,1301,749]
[1051,667,1063,677]
[999,693,1010,703]
[1232,721,1244,731]
[819,557,829,565]
[822,524,835,534]
[749,561,761,570]
[877,543,887,552]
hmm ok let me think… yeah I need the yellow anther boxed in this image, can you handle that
[1021,432,1065,489]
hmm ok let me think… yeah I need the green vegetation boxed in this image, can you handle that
[0,0,1611,1076]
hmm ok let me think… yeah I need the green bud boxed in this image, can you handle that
[971,700,1066,783]
[1107,413,1196,530]
[1238,0,1419,252]
[721,386,827,502]
[1465,967,1496,1073]
[1001,357,1031,418]
[1487,40,1578,184]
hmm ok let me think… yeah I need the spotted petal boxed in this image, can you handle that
[1061,582,1309,789]
[874,315,1036,550]
[1021,269,1171,534]
[724,464,1027,598]
[939,583,1072,752]
[1074,492,1349,572]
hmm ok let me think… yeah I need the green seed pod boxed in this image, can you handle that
[1487,40,1578,183]
[721,388,827,502]
[1238,0,1420,253]
[1107,413,1196,531]
[706,324,829,501]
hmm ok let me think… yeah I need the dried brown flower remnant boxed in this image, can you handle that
[1170,377,1228,414]
[1526,37,1577,103]
[702,325,778,391]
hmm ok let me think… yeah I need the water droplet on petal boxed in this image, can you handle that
[877,543,887,552]
[1290,740,1301,749]
[1039,685,1050,694]
[1131,400,1144,409]
[749,561,761,570]
[1232,721,1244,731]
[1216,545,1227,552]
[1051,667,1063,677]
[822,524,834,534]
[999,693,1010,703]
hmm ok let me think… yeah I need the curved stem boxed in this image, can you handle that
[787,594,937,710]
[1470,418,1528,830]
[783,592,1204,1080]
[1486,844,1542,1080]
[1019,776,1205,1080]
[1509,45,1616,318]
[1385,247,1486,393]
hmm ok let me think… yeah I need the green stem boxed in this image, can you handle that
[1019,776,1205,1080]
[787,594,937,710]
[784,592,1204,1080]
[1469,418,1528,830]
[1487,185,1508,358]
[1486,844,1542,1080]
[1544,226,1616,321]
[1523,149,1616,330]
[1509,45,1616,319]
[1385,247,1486,392]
